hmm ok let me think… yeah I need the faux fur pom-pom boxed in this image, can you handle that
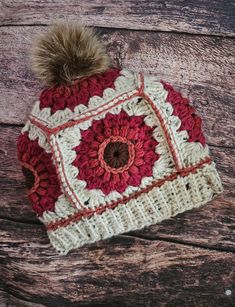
[30,22,111,86]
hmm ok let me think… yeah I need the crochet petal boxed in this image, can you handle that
[17,133,62,216]
[72,109,160,195]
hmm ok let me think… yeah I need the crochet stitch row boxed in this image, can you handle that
[47,161,222,254]
[17,69,223,253]
[46,156,212,231]
[19,70,210,214]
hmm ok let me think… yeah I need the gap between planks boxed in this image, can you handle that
[125,234,235,254]
[0,24,235,39]
[0,216,234,254]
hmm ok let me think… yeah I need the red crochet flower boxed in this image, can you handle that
[162,81,206,146]
[40,68,121,114]
[72,110,160,195]
[17,133,62,216]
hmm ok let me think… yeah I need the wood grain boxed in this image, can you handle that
[1,0,235,36]
[1,125,234,251]
[0,4,235,306]
[0,26,234,147]
[0,218,235,307]
[0,290,44,307]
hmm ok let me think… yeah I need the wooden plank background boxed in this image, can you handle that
[0,1,234,306]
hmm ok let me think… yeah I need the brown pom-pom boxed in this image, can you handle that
[30,22,111,86]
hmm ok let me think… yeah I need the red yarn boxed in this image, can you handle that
[39,68,121,114]
[72,110,160,195]
[161,81,206,146]
[17,133,62,216]
[47,156,212,231]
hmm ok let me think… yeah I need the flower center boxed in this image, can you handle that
[98,136,136,174]
[22,166,35,190]
[21,162,40,194]
[104,141,129,168]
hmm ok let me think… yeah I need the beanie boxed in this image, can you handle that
[17,22,223,254]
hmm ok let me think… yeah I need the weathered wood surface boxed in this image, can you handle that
[1,219,235,307]
[1,26,234,147]
[0,291,45,307]
[0,2,235,306]
[1,0,235,37]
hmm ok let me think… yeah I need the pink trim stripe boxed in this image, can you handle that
[51,137,86,209]
[46,156,212,231]
[31,72,192,221]
[142,91,182,171]
[30,90,141,136]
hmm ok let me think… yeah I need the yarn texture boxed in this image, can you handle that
[17,23,223,254]
[17,68,223,254]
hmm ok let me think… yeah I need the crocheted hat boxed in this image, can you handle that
[17,22,223,254]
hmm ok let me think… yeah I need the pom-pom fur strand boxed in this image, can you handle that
[30,22,111,86]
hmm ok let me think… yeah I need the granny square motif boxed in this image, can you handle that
[17,23,223,254]
[17,69,223,254]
